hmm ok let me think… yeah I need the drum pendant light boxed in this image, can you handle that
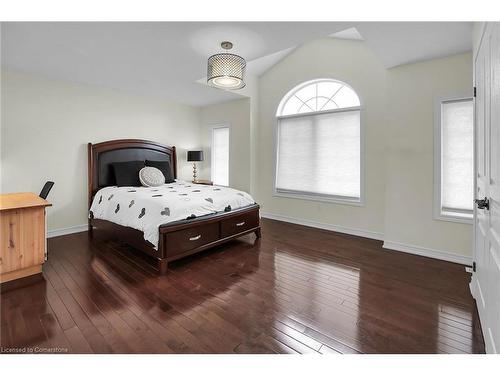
[207,41,246,90]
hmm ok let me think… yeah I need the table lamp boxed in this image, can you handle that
[187,150,204,182]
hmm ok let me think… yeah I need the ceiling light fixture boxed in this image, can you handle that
[207,41,246,90]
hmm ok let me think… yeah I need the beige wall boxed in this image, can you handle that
[199,98,251,192]
[256,38,388,238]
[1,38,474,260]
[384,53,473,256]
[1,71,201,232]
[255,37,473,259]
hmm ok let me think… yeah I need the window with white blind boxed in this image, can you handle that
[275,79,362,204]
[435,97,473,222]
[211,126,230,186]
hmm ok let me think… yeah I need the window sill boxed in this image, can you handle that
[434,212,473,225]
[273,191,364,207]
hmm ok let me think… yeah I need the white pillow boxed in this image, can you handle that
[139,167,165,187]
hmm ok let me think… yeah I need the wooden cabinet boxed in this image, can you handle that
[0,193,51,283]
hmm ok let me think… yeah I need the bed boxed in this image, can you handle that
[87,139,261,274]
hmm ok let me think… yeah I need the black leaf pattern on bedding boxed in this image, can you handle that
[138,208,146,219]
[127,190,137,193]
[186,214,196,220]
[192,190,201,192]
[224,205,231,212]
[89,210,94,219]
[108,194,114,200]
[98,196,102,204]
[115,204,120,213]
[213,188,221,191]
[152,194,163,197]
[205,198,213,203]
[179,193,188,196]
[161,207,170,216]
[129,200,135,208]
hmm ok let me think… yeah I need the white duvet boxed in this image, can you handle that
[89,181,256,249]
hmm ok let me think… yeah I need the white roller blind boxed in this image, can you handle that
[212,126,229,186]
[276,110,361,198]
[441,99,474,211]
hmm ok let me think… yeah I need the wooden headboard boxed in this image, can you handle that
[87,139,177,208]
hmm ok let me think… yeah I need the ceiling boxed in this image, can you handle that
[1,22,472,107]
[354,22,473,68]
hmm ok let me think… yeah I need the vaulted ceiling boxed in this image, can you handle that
[1,22,472,106]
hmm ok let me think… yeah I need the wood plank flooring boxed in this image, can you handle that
[0,218,485,354]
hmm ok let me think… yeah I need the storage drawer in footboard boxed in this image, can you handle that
[164,222,219,257]
[220,209,259,238]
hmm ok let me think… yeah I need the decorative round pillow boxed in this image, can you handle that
[139,167,165,187]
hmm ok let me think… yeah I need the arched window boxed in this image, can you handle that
[275,79,362,203]
[277,79,361,116]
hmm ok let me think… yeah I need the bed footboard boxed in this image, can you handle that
[90,204,261,274]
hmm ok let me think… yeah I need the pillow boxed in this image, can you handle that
[139,167,165,187]
[111,160,144,187]
[145,159,174,183]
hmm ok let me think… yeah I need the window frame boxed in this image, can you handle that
[433,94,474,224]
[273,79,365,206]
[210,123,231,187]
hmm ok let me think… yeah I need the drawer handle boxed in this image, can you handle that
[189,234,202,241]
[236,221,246,227]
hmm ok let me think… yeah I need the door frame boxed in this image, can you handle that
[471,22,487,292]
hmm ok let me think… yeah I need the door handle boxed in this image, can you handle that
[475,197,490,210]
[189,234,202,241]
[236,221,246,227]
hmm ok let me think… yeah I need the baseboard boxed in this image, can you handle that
[260,211,472,265]
[260,211,384,241]
[47,224,88,238]
[382,240,472,266]
[48,215,472,265]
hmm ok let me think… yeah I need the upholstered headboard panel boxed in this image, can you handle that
[88,139,177,206]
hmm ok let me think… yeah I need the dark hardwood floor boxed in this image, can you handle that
[0,218,485,354]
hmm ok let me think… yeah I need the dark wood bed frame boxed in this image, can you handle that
[88,139,261,274]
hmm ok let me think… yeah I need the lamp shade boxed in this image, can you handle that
[187,150,204,162]
[207,53,246,90]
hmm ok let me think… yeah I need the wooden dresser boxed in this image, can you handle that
[0,193,51,284]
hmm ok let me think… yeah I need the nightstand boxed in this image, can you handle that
[192,180,213,185]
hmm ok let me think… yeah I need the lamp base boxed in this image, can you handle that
[192,162,197,182]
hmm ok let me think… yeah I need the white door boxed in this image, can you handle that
[471,22,500,354]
